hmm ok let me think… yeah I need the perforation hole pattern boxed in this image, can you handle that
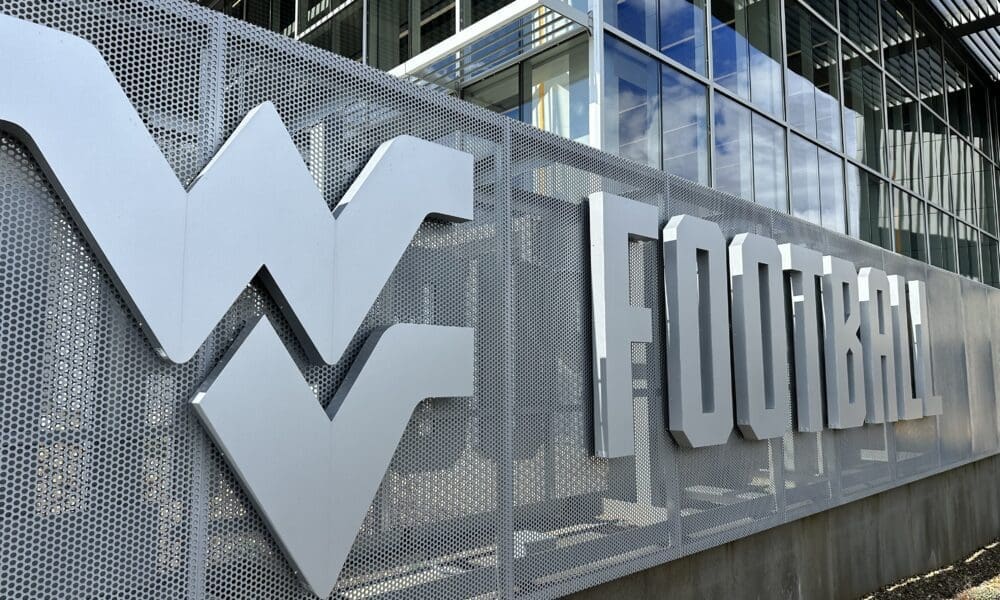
[1,1,998,599]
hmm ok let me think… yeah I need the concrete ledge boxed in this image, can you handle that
[565,454,1000,599]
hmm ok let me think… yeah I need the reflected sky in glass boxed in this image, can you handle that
[604,36,661,167]
[711,0,783,117]
[789,134,844,230]
[714,93,753,200]
[752,113,787,212]
[786,0,841,149]
[662,66,710,184]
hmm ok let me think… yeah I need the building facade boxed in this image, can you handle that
[6,1,1000,599]
[206,0,1000,288]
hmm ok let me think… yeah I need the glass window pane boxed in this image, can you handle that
[711,0,783,116]
[993,94,1000,160]
[604,36,660,165]
[818,147,846,232]
[944,49,970,137]
[526,39,590,143]
[915,15,946,118]
[949,138,972,221]
[801,0,836,26]
[662,66,711,184]
[462,67,520,120]
[419,0,455,49]
[957,222,979,280]
[885,81,921,193]
[970,79,991,158]
[604,0,657,45]
[370,0,455,69]
[982,235,1000,288]
[840,0,880,65]
[472,0,517,23]
[301,0,363,60]
[973,152,995,233]
[789,135,845,230]
[847,164,892,249]
[881,0,917,94]
[714,93,754,200]
[921,108,948,208]
[785,0,841,149]
[927,205,956,271]
[986,165,1000,236]
[790,134,821,224]
[895,191,927,262]
[370,0,410,68]
[843,54,885,172]
[661,0,708,74]
[752,113,787,212]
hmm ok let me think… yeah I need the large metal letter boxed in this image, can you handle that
[888,275,923,420]
[0,14,473,366]
[909,281,942,416]
[663,215,733,448]
[193,319,474,597]
[0,16,477,598]
[822,256,867,428]
[858,268,897,423]
[588,192,659,458]
[730,233,789,440]
[780,244,825,432]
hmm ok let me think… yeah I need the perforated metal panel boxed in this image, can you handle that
[1,2,999,599]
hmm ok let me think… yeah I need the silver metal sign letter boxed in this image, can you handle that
[193,319,473,596]
[588,192,659,458]
[858,268,898,423]
[780,244,825,432]
[888,275,924,420]
[909,281,942,416]
[822,256,867,428]
[663,215,733,448]
[729,233,789,440]
[0,15,476,598]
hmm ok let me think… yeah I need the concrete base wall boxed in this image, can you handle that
[566,455,1000,600]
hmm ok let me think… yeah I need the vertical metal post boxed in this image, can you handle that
[294,0,307,37]
[362,0,369,65]
[588,0,605,150]
[187,12,226,599]
[456,0,468,32]
[774,0,790,214]
[410,0,421,59]
[499,120,516,598]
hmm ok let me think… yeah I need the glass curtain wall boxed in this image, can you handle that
[710,0,783,116]
[848,164,892,249]
[843,53,885,173]
[604,0,708,74]
[789,134,846,231]
[209,0,1000,287]
[885,81,921,194]
[600,0,1000,286]
[301,1,364,60]
[464,37,589,143]
[604,36,662,166]
[212,0,295,32]
[369,0,456,69]
[785,1,841,150]
[662,67,711,184]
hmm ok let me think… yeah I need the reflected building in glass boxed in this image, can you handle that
[204,0,1000,287]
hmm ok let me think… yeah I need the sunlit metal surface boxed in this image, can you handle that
[389,0,590,90]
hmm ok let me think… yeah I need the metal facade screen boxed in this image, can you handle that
[1,1,999,599]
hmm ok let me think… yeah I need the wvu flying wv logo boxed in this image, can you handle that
[0,15,474,597]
